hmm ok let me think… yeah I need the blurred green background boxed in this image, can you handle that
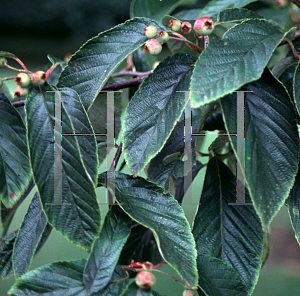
[1,0,300,295]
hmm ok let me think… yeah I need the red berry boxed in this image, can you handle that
[0,57,7,67]
[168,19,181,31]
[15,73,30,87]
[144,26,157,38]
[31,71,46,85]
[194,17,215,36]
[181,22,192,34]
[135,271,156,289]
[14,85,29,98]
[158,30,169,42]
[144,39,162,55]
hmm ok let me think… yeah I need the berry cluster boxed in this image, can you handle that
[143,17,214,56]
[0,56,46,98]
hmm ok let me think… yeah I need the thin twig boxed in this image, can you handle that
[11,75,148,108]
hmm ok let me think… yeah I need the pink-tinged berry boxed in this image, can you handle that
[168,19,181,31]
[135,271,156,289]
[181,22,192,34]
[0,57,7,67]
[15,73,30,87]
[14,85,29,98]
[194,17,215,36]
[0,78,3,89]
[144,25,158,38]
[158,30,169,42]
[31,71,46,85]
[144,39,162,55]
[183,289,195,296]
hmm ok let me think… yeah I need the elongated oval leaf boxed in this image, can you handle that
[0,230,18,279]
[8,260,128,296]
[58,18,167,110]
[197,255,248,296]
[193,157,264,293]
[12,193,47,278]
[286,162,300,246]
[123,53,196,176]
[221,69,299,227]
[130,0,184,22]
[217,8,260,23]
[84,205,132,294]
[25,84,101,251]
[60,88,98,185]
[98,171,198,289]
[190,19,285,108]
[200,0,257,18]
[0,93,31,208]
[293,62,300,115]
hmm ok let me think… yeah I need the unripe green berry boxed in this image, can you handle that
[14,85,29,98]
[144,39,162,55]
[181,22,192,34]
[194,17,215,36]
[183,289,195,296]
[168,19,181,31]
[144,25,157,38]
[0,78,3,89]
[31,71,46,85]
[0,57,7,67]
[158,30,169,42]
[135,271,156,289]
[15,73,31,87]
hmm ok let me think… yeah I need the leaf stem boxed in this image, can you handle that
[288,40,300,59]
[2,62,31,73]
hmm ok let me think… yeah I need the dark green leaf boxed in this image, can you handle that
[123,53,196,176]
[199,0,257,18]
[286,161,300,246]
[293,62,300,116]
[197,255,248,296]
[271,56,298,78]
[84,206,131,294]
[8,260,128,296]
[221,69,299,227]
[58,18,168,110]
[98,172,198,289]
[12,193,47,278]
[193,157,264,293]
[130,0,184,22]
[0,93,31,208]
[217,8,260,23]
[25,84,101,251]
[190,19,285,108]
[60,88,98,185]
[256,6,292,29]
[0,230,18,279]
